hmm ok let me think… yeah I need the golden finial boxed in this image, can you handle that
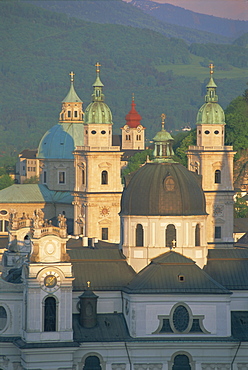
[161,113,166,130]
[87,281,91,288]
[132,92,135,102]
[69,71,75,82]
[209,63,214,75]
[95,62,101,73]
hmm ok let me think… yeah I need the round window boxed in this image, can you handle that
[204,130,210,135]
[101,130,106,135]
[0,210,7,215]
[0,306,7,331]
[172,305,189,332]
[214,130,219,134]
[91,130,97,135]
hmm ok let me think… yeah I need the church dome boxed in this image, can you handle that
[121,162,206,216]
[84,63,113,125]
[197,68,225,125]
[84,101,113,125]
[37,122,84,159]
[196,102,225,125]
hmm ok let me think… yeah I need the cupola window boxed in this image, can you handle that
[74,111,78,118]
[0,306,7,331]
[166,224,176,249]
[215,169,221,184]
[68,111,71,118]
[195,224,200,246]
[101,170,108,185]
[136,224,144,247]
[44,296,57,332]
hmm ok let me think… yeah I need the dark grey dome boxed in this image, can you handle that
[121,162,206,216]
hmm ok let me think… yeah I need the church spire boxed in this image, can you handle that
[92,62,104,102]
[62,71,82,103]
[125,94,142,128]
[205,63,218,103]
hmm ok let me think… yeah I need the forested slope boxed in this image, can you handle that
[0,1,247,163]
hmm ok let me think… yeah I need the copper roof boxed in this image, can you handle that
[121,162,206,216]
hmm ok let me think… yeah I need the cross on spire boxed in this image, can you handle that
[95,62,101,73]
[161,113,166,130]
[209,63,214,75]
[69,71,75,82]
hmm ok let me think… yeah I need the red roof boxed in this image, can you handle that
[125,98,142,128]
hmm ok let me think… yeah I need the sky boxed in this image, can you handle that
[125,0,248,21]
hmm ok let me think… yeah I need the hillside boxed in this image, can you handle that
[130,0,248,39]
[26,0,230,44]
[0,1,247,162]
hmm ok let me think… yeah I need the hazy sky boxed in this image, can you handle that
[125,0,248,21]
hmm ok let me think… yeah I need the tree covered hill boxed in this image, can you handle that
[130,0,248,39]
[26,0,230,45]
[0,1,247,162]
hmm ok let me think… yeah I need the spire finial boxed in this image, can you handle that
[69,71,75,82]
[209,63,214,75]
[161,113,166,130]
[87,281,91,288]
[132,93,135,102]
[95,62,101,74]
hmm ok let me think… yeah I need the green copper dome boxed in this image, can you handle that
[152,114,175,162]
[196,71,225,125]
[84,63,113,125]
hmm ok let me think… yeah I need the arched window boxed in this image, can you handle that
[83,356,101,370]
[172,354,191,370]
[215,169,221,184]
[195,224,200,246]
[82,169,85,185]
[44,297,56,332]
[136,224,143,247]
[166,224,176,249]
[101,170,108,185]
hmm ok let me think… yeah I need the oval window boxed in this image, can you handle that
[0,210,7,215]
[164,176,175,191]
[91,130,97,135]
[0,306,7,331]
[173,305,189,332]
[214,130,219,134]
[204,130,210,135]
[101,130,106,134]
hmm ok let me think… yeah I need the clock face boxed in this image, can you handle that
[44,275,57,288]
[41,271,60,292]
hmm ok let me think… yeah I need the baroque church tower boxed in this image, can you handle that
[73,63,123,242]
[121,95,146,151]
[187,64,235,246]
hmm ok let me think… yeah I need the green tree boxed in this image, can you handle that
[175,130,196,167]
[234,192,248,218]
[122,149,153,179]
[23,175,39,184]
[0,174,14,190]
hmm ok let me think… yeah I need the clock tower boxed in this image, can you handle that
[22,211,74,343]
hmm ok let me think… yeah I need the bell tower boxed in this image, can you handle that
[22,211,74,343]
[73,63,123,243]
[187,64,235,246]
